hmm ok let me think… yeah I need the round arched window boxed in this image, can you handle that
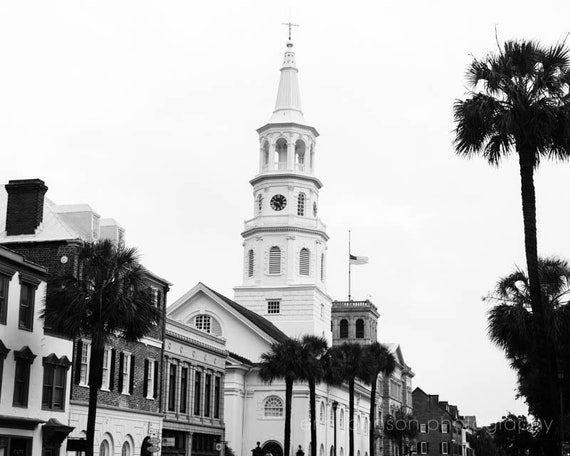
[122,442,131,456]
[264,396,284,417]
[99,441,110,456]
[319,401,325,423]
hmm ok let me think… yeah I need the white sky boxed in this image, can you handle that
[2,0,570,425]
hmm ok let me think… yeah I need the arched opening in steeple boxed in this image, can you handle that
[356,319,364,338]
[262,141,270,170]
[310,144,315,172]
[295,140,306,171]
[275,138,288,170]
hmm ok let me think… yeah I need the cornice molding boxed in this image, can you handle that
[250,173,323,189]
[242,225,329,241]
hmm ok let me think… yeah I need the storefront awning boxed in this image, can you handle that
[0,415,45,429]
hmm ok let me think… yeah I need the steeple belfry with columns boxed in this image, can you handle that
[233,37,332,342]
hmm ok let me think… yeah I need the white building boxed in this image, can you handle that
[168,39,373,456]
[0,245,74,456]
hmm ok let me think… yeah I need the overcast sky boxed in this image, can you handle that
[2,0,570,425]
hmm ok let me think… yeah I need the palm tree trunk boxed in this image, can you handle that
[369,377,377,456]
[85,333,105,456]
[284,377,293,456]
[349,377,355,456]
[518,153,560,451]
[309,378,317,456]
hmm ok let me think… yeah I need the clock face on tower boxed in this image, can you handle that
[270,194,287,211]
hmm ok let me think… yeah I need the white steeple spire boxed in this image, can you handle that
[268,40,306,124]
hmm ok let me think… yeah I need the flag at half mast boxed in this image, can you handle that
[349,254,369,265]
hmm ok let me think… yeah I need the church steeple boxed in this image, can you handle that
[268,41,305,125]
[234,36,332,343]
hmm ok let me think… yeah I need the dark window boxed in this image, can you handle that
[42,364,67,410]
[19,283,35,331]
[168,364,177,411]
[194,371,202,415]
[356,319,364,338]
[180,367,188,414]
[214,376,221,418]
[340,319,348,338]
[0,275,9,324]
[204,374,212,417]
[13,359,31,406]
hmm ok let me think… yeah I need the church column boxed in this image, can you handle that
[287,136,295,170]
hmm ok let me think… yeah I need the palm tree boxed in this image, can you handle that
[298,335,328,456]
[359,343,396,456]
[325,343,364,456]
[259,337,304,456]
[486,257,570,448]
[44,240,160,456]
[453,39,570,448]
[384,408,418,456]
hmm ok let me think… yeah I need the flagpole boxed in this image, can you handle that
[348,229,351,301]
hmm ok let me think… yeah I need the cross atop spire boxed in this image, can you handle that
[281,21,299,42]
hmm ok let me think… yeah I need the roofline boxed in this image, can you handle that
[256,122,319,137]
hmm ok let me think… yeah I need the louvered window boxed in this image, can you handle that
[320,253,325,281]
[297,193,305,216]
[248,250,254,277]
[257,194,263,213]
[299,248,310,276]
[269,247,281,274]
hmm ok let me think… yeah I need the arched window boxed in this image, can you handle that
[276,138,287,169]
[248,249,254,277]
[364,417,369,435]
[257,194,263,213]
[340,448,344,456]
[320,253,325,281]
[319,445,325,456]
[340,319,348,338]
[121,442,131,456]
[310,144,315,171]
[264,396,284,417]
[320,402,326,423]
[340,408,345,429]
[269,247,281,274]
[297,192,305,216]
[99,441,110,456]
[295,140,306,171]
[263,141,270,167]
[299,248,310,276]
[330,447,334,456]
[329,406,334,427]
[357,415,361,433]
[356,319,365,338]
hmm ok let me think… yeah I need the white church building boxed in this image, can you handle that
[168,38,401,456]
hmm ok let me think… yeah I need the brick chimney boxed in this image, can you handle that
[5,179,48,235]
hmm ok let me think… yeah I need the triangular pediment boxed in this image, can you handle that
[167,282,286,362]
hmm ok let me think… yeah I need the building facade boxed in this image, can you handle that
[0,179,170,456]
[161,318,227,456]
[0,245,74,456]
[412,388,467,456]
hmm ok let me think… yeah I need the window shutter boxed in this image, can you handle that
[118,353,124,392]
[143,359,149,398]
[153,360,159,399]
[109,349,116,391]
[440,443,442,454]
[299,248,310,275]
[417,443,420,454]
[427,443,430,454]
[129,355,135,394]
[74,340,83,385]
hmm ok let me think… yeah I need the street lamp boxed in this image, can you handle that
[332,401,338,456]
